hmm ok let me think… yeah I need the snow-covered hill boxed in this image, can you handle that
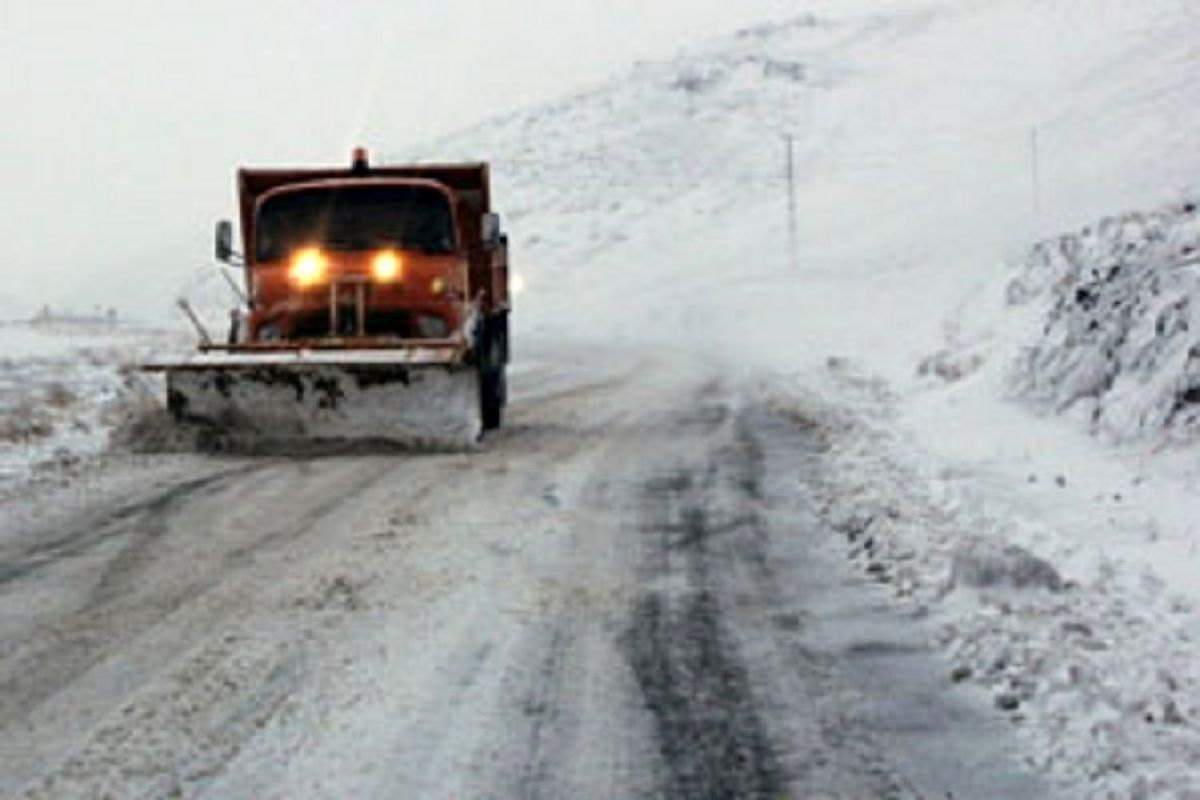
[409,0,1200,382]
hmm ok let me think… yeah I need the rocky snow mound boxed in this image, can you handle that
[1007,200,1200,442]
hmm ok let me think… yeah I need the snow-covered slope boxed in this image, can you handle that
[410,0,1200,382]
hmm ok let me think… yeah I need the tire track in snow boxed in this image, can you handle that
[623,393,786,799]
[0,457,403,793]
[625,585,786,800]
[0,466,265,724]
[514,625,575,800]
[0,467,253,588]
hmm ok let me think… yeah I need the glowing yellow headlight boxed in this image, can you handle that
[372,251,402,282]
[289,247,327,288]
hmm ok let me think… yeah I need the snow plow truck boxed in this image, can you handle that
[148,149,510,450]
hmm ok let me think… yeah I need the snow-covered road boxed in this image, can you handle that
[0,346,1043,799]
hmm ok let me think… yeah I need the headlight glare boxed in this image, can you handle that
[372,251,402,282]
[289,247,327,288]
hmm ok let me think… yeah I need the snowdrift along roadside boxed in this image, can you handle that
[1008,200,1200,442]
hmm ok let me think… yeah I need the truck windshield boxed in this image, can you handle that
[255,185,456,262]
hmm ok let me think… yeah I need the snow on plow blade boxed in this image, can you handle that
[146,347,481,452]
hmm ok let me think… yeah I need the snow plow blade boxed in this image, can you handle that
[144,347,481,452]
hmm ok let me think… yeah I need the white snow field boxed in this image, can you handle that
[0,322,188,489]
[3,0,1200,796]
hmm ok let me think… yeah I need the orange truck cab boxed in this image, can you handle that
[211,149,511,429]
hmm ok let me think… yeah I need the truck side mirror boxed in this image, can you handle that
[215,220,235,263]
[481,213,501,248]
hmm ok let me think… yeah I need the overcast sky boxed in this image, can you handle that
[0,0,800,314]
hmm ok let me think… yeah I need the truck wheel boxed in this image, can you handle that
[479,328,505,432]
[481,368,503,431]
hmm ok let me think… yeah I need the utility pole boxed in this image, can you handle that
[785,134,798,270]
[1030,126,1042,239]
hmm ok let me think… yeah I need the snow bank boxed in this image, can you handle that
[775,362,1200,799]
[896,197,1200,796]
[0,322,187,490]
[1007,201,1200,442]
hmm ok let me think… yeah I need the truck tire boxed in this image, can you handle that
[479,324,506,432]
[481,369,503,431]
